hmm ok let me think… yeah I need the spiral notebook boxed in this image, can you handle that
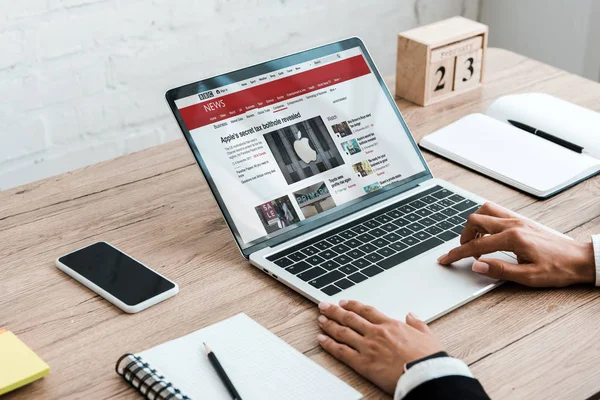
[115,313,362,400]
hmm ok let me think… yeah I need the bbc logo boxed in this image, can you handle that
[198,91,215,100]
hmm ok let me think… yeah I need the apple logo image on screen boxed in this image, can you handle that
[293,131,317,163]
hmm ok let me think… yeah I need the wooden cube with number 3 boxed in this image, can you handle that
[454,48,482,91]
[395,16,488,106]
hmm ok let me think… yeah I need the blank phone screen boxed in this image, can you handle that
[59,242,175,306]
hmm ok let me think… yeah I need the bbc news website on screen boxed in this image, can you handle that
[175,47,425,244]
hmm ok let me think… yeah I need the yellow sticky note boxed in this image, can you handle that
[0,331,50,395]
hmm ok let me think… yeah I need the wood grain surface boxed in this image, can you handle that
[1,48,599,400]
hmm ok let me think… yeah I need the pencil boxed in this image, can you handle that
[203,342,242,400]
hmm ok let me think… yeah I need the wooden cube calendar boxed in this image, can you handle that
[395,16,488,106]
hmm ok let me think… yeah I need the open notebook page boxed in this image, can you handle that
[487,93,600,159]
[138,313,362,400]
[420,114,600,197]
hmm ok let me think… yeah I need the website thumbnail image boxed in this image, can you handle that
[255,195,300,234]
[263,116,345,185]
[294,181,336,219]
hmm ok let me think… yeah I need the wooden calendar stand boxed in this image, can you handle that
[395,16,488,106]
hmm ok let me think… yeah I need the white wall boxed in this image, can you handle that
[0,0,479,190]
[481,0,600,82]
[583,0,600,81]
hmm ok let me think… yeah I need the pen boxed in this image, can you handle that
[507,120,584,153]
[203,342,242,400]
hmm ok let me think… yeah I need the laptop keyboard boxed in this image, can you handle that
[267,185,480,296]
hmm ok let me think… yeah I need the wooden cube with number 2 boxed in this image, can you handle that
[429,58,456,98]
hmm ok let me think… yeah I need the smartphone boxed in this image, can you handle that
[55,242,178,313]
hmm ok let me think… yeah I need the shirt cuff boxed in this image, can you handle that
[592,235,600,287]
[394,356,473,400]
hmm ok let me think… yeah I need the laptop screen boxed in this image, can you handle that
[168,39,429,252]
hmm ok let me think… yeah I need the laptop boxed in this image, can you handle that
[166,37,516,322]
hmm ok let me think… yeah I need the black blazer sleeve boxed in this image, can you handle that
[400,353,489,400]
[403,375,490,400]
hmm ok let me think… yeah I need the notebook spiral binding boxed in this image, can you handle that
[116,353,191,400]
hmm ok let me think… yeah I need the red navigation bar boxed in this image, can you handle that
[179,55,371,130]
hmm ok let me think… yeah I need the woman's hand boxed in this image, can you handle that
[317,300,444,394]
[438,202,595,287]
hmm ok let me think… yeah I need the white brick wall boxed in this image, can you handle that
[0,0,479,190]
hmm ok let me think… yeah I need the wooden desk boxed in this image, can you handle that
[1,48,599,399]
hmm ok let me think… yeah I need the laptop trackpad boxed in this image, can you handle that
[345,249,516,322]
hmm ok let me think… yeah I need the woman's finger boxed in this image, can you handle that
[318,315,366,351]
[438,230,514,265]
[405,312,430,333]
[317,334,362,367]
[319,302,372,335]
[339,300,389,324]
[476,202,515,219]
[460,214,520,245]
[473,258,535,285]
